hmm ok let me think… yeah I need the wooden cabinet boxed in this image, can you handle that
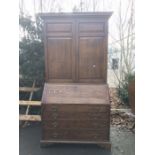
[41,13,112,83]
[40,13,112,150]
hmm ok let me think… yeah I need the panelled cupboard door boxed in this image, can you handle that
[77,19,107,83]
[44,20,76,82]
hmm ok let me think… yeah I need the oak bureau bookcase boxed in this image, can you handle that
[40,12,112,150]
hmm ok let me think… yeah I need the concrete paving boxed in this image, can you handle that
[111,127,135,155]
[19,123,134,155]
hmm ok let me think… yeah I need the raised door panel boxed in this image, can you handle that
[47,37,73,81]
[79,22,105,36]
[78,37,105,82]
[46,23,72,32]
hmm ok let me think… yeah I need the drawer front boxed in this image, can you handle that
[42,119,109,130]
[42,129,109,141]
[42,111,110,120]
[42,104,110,113]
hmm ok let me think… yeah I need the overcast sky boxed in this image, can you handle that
[19,0,132,45]
[19,0,118,13]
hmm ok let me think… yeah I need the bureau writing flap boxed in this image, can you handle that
[42,83,110,105]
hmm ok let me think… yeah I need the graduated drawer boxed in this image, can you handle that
[42,104,110,113]
[42,129,109,141]
[42,119,109,130]
[42,110,110,120]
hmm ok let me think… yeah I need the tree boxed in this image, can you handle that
[93,0,98,11]
[19,14,44,81]
[72,0,91,12]
[110,0,135,104]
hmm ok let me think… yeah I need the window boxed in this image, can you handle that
[112,58,119,70]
